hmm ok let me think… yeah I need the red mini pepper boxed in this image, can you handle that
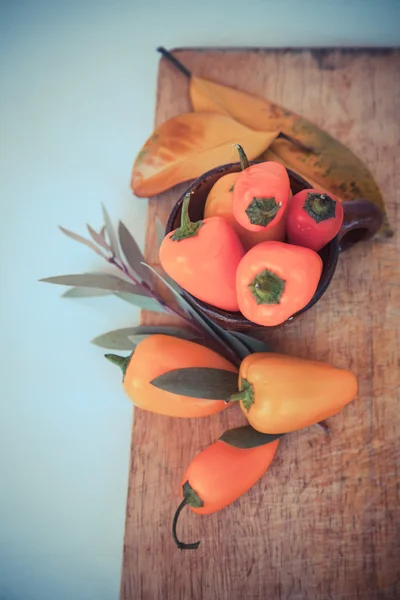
[286,188,344,251]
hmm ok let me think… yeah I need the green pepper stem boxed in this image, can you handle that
[172,497,201,551]
[181,193,192,229]
[235,144,250,170]
[104,353,131,379]
[228,390,248,403]
[170,193,203,241]
[249,269,286,305]
[304,192,336,223]
[245,198,282,227]
[227,378,254,411]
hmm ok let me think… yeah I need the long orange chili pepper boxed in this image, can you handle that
[172,436,279,549]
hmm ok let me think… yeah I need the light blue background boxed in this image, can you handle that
[1,1,399,599]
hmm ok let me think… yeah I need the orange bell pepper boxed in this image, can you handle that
[236,241,322,326]
[160,192,245,311]
[105,335,237,418]
[204,172,288,250]
[233,157,290,234]
[229,352,358,433]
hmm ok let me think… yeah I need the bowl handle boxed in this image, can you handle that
[339,199,383,252]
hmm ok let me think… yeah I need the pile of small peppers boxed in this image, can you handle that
[159,145,344,326]
[106,144,355,549]
[107,332,357,550]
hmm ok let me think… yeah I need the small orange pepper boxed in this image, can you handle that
[236,241,322,326]
[105,335,237,418]
[160,192,245,311]
[204,171,288,250]
[172,437,279,549]
[232,147,290,235]
[229,352,358,434]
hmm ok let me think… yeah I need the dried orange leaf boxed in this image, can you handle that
[190,76,390,236]
[131,112,278,197]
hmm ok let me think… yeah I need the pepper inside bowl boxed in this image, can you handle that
[165,161,383,331]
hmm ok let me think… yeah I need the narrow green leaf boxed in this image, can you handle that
[185,302,250,364]
[92,325,200,350]
[150,367,238,399]
[229,331,272,354]
[102,204,122,261]
[86,224,111,252]
[140,265,234,350]
[127,334,152,345]
[118,221,151,283]
[114,292,165,312]
[129,326,200,342]
[40,273,145,295]
[140,263,244,366]
[58,226,107,258]
[156,217,165,248]
[219,425,283,449]
[62,287,112,298]
[127,332,200,345]
[140,263,192,314]
[92,328,141,350]
[214,329,251,362]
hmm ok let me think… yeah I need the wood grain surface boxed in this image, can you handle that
[120,49,400,600]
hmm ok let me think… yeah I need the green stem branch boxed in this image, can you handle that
[104,353,131,378]
[235,144,250,170]
[172,498,201,551]
[171,193,203,241]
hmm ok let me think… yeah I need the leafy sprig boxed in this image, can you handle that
[40,205,271,366]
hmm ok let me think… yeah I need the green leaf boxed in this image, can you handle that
[58,226,107,258]
[150,367,238,399]
[229,332,272,354]
[140,263,192,314]
[92,328,140,350]
[86,224,111,252]
[92,325,200,350]
[186,304,250,364]
[140,263,245,366]
[129,326,200,342]
[40,273,145,295]
[219,425,283,449]
[62,287,112,298]
[127,331,200,345]
[156,217,166,248]
[102,204,122,261]
[127,334,154,345]
[118,221,151,283]
[114,292,165,312]
[216,329,252,362]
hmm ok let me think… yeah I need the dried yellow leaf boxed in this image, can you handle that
[131,112,278,197]
[190,76,390,236]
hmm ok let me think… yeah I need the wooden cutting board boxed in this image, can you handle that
[120,49,400,600]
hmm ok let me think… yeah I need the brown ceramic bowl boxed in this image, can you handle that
[165,162,383,330]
